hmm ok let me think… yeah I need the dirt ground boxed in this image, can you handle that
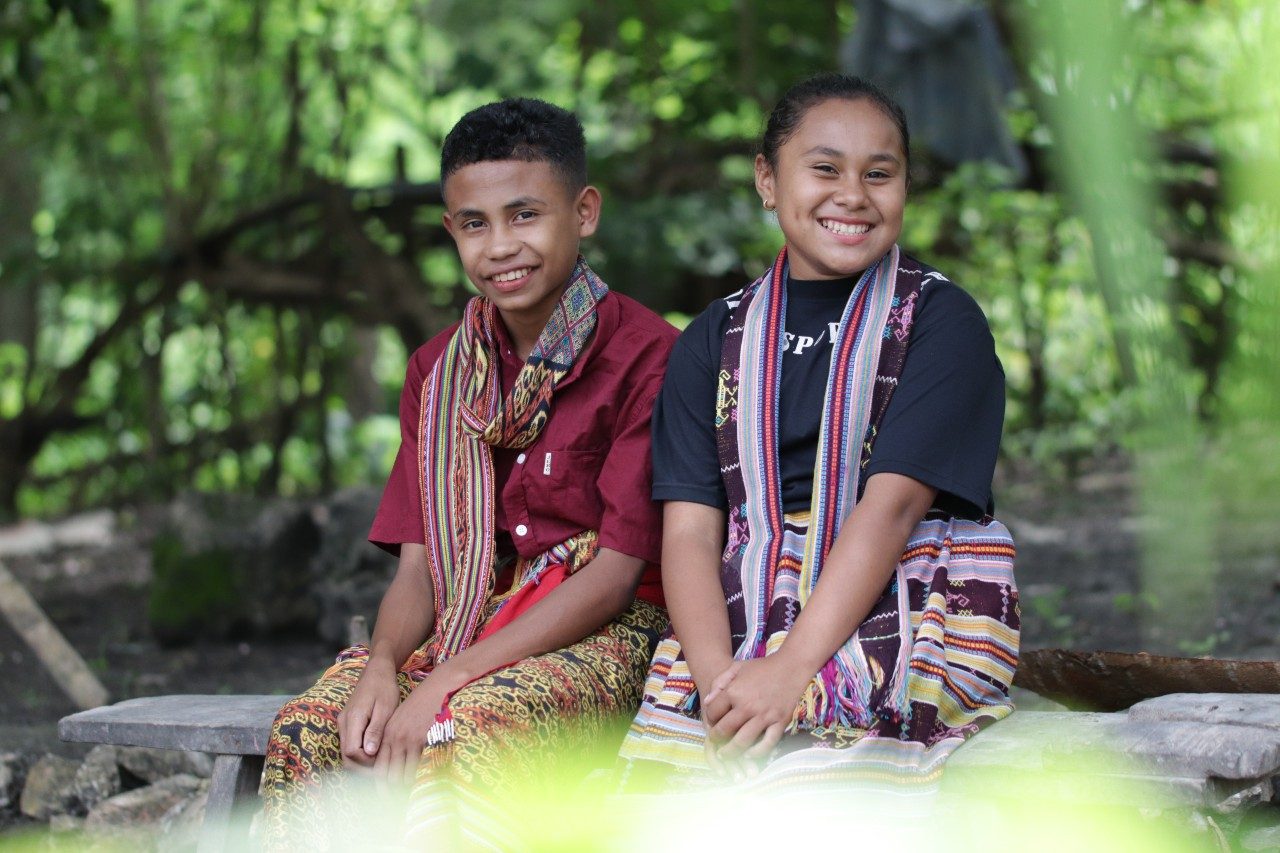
[0,507,334,757]
[995,457,1280,660]
[3,455,1278,757]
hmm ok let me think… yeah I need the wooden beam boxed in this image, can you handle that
[0,559,110,710]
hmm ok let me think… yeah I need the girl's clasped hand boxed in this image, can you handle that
[701,657,813,778]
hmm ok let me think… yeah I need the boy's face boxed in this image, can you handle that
[443,160,600,338]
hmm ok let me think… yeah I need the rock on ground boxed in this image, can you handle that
[1129,693,1280,732]
[0,510,114,558]
[0,751,31,814]
[85,773,207,832]
[310,487,396,646]
[156,784,209,852]
[1243,821,1280,851]
[72,744,121,812]
[149,493,320,643]
[118,746,213,783]
[49,813,85,833]
[18,753,79,820]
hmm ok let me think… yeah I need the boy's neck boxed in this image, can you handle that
[494,275,575,361]
[497,304,555,362]
[502,318,539,362]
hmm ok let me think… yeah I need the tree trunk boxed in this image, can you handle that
[0,423,24,520]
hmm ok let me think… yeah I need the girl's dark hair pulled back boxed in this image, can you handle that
[761,73,910,170]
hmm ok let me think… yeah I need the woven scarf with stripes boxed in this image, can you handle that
[718,246,912,723]
[418,257,607,663]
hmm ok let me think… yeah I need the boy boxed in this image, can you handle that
[262,98,675,845]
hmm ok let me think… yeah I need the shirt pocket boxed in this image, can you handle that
[523,447,606,530]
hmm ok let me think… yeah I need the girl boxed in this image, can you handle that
[619,73,1020,789]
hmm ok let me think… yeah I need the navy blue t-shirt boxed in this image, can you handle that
[652,267,1004,519]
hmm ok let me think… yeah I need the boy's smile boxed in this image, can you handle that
[443,160,601,357]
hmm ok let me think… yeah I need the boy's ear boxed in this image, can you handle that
[442,211,456,240]
[575,185,602,239]
[754,154,776,211]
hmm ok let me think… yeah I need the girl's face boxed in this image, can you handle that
[755,97,907,280]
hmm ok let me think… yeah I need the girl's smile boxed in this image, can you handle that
[755,97,908,280]
[818,218,872,238]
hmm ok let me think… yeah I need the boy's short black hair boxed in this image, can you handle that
[440,98,587,194]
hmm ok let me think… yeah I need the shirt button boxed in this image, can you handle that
[515,524,529,537]
[516,453,527,464]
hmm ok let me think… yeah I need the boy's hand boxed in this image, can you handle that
[374,667,467,787]
[338,661,401,769]
[706,655,812,772]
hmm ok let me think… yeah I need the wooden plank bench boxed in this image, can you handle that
[59,694,289,852]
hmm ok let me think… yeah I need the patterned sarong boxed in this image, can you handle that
[262,599,667,849]
[619,247,1020,790]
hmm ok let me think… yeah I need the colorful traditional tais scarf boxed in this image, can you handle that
[620,246,1020,788]
[416,257,606,740]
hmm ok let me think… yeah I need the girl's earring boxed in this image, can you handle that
[763,200,775,211]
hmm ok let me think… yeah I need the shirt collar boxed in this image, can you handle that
[492,290,616,392]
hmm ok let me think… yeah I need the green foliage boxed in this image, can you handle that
[1025,586,1076,646]
[147,530,240,643]
[0,0,1275,519]
[1014,0,1280,646]
[905,163,1131,465]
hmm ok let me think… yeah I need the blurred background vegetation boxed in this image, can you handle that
[0,0,1274,537]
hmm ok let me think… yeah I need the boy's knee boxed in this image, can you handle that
[272,696,342,741]
[270,696,309,739]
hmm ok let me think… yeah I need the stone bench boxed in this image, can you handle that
[59,692,1280,846]
[948,695,1280,812]
[59,694,290,852]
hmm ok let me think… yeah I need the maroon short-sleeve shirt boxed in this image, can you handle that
[368,291,676,606]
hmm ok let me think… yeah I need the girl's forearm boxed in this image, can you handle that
[779,473,936,676]
[661,502,735,691]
